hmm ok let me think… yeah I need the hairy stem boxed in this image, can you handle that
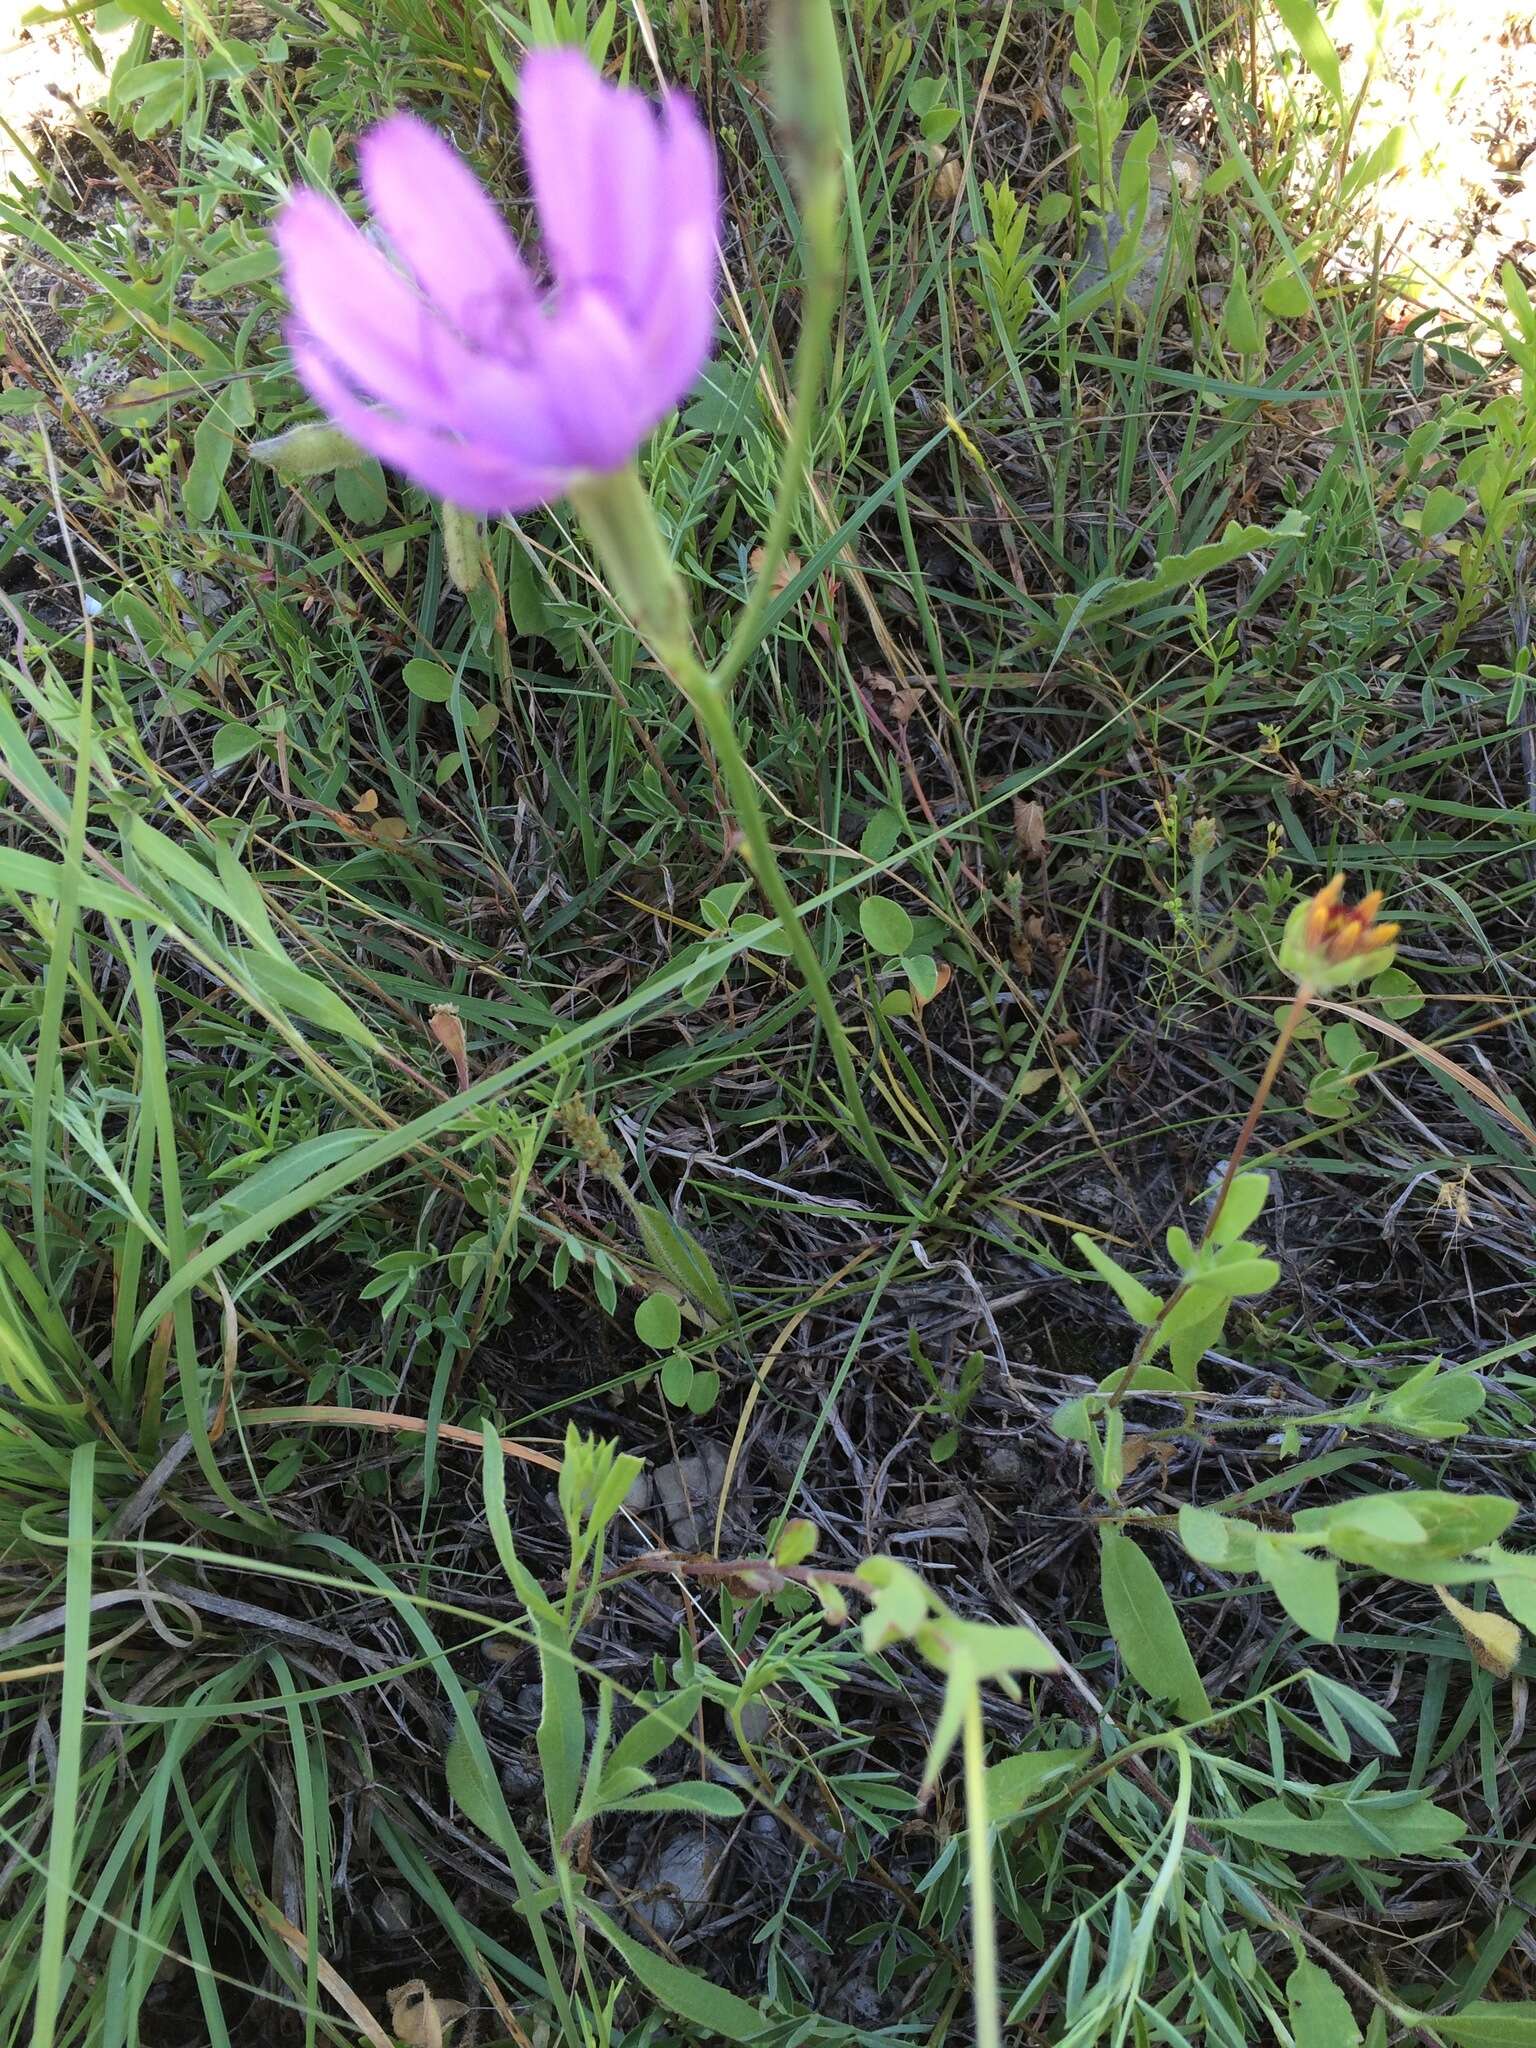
[962,1681,1002,2048]
[1201,982,1314,1243]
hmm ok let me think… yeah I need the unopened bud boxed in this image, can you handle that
[769,0,850,209]
[440,503,484,594]
[248,420,365,479]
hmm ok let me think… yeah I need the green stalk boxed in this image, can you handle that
[31,437,94,1280]
[962,1680,1002,2048]
[715,0,847,693]
[569,475,911,1200]
[567,0,916,1207]
[680,657,913,1208]
[32,1442,95,2048]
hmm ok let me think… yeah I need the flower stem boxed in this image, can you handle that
[567,503,912,1203]
[1105,983,1313,1414]
[569,2,913,1206]
[1200,982,1313,1244]
[962,1681,1002,2048]
[680,659,913,1208]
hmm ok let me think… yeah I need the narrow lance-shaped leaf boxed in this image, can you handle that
[1208,1171,1269,1247]
[1054,514,1306,631]
[1434,2005,1536,2045]
[1272,0,1343,103]
[1072,1232,1161,1325]
[633,1201,733,1327]
[1100,1529,1211,1721]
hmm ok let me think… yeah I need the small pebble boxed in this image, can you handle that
[629,1442,728,1549]
[981,1443,1025,1487]
[642,1824,724,1940]
[372,1886,413,1934]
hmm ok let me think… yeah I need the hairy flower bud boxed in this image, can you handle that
[1279,875,1399,990]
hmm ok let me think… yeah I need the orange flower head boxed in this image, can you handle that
[1280,874,1398,989]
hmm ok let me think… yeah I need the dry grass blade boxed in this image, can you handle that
[239,1406,562,1473]
[243,1886,396,2048]
[1321,997,1536,1151]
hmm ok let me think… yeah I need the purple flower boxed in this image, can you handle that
[273,50,719,515]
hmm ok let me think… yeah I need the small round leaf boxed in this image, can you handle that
[1370,967,1423,1020]
[859,808,903,861]
[334,455,388,527]
[403,659,454,702]
[905,953,940,1003]
[634,1294,682,1352]
[659,1353,694,1406]
[686,1369,720,1415]
[860,894,914,957]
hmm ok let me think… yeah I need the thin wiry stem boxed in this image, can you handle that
[1106,984,1313,1412]
[712,120,843,694]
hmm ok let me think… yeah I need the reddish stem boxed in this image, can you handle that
[1105,983,1314,1413]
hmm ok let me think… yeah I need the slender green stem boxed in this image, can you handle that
[571,3,915,1207]
[712,177,842,696]
[681,660,913,1208]
[695,7,913,1202]
[1034,1675,1310,1820]
[962,1681,1002,2048]
[32,433,94,1281]
[32,1443,95,2048]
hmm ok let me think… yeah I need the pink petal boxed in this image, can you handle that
[275,189,463,424]
[592,85,665,312]
[291,336,571,514]
[278,187,580,467]
[519,50,720,433]
[277,58,722,502]
[360,112,536,347]
[450,354,583,468]
[661,89,720,250]
[520,48,664,310]
[634,92,719,405]
[528,289,651,472]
